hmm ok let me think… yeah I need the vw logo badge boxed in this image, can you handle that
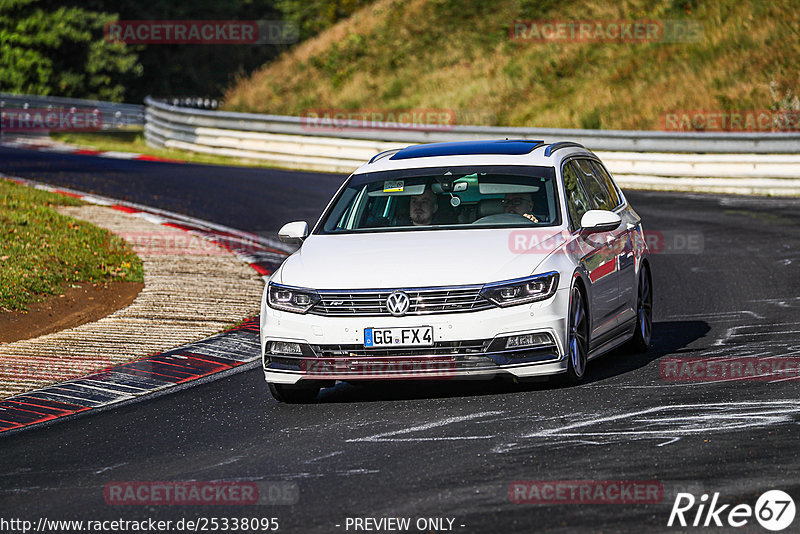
[386,291,410,317]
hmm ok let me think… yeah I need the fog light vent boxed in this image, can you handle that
[269,341,302,355]
[505,333,553,349]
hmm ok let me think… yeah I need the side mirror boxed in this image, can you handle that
[278,221,309,244]
[580,210,621,233]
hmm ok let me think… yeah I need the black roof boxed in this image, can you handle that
[389,139,544,160]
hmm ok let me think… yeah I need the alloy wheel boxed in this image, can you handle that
[638,269,653,346]
[568,286,589,380]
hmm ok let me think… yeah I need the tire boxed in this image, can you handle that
[268,382,320,403]
[558,284,589,386]
[627,264,653,353]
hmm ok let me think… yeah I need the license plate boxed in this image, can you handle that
[364,326,434,348]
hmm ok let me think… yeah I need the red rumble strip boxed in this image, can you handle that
[0,318,261,434]
[0,138,186,163]
[0,177,290,435]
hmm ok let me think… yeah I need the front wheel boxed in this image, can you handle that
[627,265,653,353]
[558,284,589,386]
[268,383,320,403]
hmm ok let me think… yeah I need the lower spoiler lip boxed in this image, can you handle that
[263,348,561,379]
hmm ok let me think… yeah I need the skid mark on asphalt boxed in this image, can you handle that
[494,400,800,450]
[228,470,381,480]
[712,324,800,348]
[526,401,798,437]
[346,411,503,443]
[196,456,246,471]
[666,310,766,321]
[661,296,800,383]
[343,402,800,451]
[749,296,800,309]
[305,451,344,463]
[93,462,127,475]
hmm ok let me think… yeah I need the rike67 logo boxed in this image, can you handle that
[668,490,795,531]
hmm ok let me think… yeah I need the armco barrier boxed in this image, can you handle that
[1,92,144,130]
[145,97,800,195]
[144,97,800,153]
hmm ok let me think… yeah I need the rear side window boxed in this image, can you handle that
[589,161,621,207]
[573,159,617,211]
[562,161,591,231]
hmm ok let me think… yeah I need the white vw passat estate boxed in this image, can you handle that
[260,140,652,402]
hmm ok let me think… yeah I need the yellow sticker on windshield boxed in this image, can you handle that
[383,180,404,193]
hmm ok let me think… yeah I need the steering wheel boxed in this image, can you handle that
[471,213,534,224]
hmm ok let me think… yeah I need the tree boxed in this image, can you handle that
[55,0,287,102]
[0,0,141,101]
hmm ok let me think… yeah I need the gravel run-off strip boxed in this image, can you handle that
[0,204,264,398]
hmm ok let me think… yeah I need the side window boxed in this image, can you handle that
[562,161,591,231]
[325,188,358,231]
[342,185,368,229]
[574,159,614,210]
[589,161,621,208]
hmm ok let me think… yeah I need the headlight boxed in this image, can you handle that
[480,272,559,307]
[267,283,320,313]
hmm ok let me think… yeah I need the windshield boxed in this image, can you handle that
[316,165,560,234]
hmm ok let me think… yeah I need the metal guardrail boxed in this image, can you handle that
[1,92,144,129]
[145,97,800,153]
[3,93,798,195]
[144,97,800,195]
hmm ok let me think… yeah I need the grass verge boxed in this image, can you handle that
[223,0,800,131]
[0,179,144,311]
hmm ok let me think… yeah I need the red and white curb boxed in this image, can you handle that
[0,175,291,435]
[0,319,262,435]
[1,137,183,163]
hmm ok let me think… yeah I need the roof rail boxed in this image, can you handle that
[369,148,402,163]
[544,141,586,157]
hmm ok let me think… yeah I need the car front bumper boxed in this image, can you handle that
[260,287,570,384]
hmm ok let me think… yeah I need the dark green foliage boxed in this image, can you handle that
[0,0,141,100]
[0,0,292,102]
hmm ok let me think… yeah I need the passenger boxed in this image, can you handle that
[409,187,438,226]
[503,192,539,223]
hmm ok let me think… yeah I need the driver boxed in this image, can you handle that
[409,187,438,226]
[503,193,539,223]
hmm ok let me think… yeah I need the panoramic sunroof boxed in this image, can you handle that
[389,140,544,160]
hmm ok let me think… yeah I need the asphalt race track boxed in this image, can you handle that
[1,146,799,532]
[0,147,345,238]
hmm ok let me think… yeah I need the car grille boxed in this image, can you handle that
[309,286,493,317]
